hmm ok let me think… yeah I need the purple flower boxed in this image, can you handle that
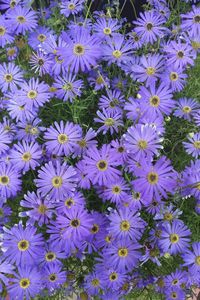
[35,161,77,202]
[164,40,195,69]
[28,26,53,50]
[123,124,163,161]
[139,82,175,117]
[16,118,46,142]
[58,27,101,73]
[108,208,146,241]
[44,121,82,156]
[160,66,187,92]
[42,263,66,290]
[18,78,50,109]
[8,265,42,300]
[0,15,14,47]
[181,6,200,39]
[10,141,42,173]
[94,108,123,135]
[174,97,199,121]
[60,0,84,18]
[56,207,93,245]
[0,259,14,290]
[102,238,141,272]
[132,156,176,202]
[84,272,103,296]
[93,17,121,40]
[30,50,52,76]
[0,162,21,199]
[0,62,23,92]
[19,191,55,226]
[164,287,186,300]
[0,124,12,155]
[158,220,191,255]
[6,46,19,61]
[99,89,125,114]
[102,34,133,66]
[183,133,200,158]
[72,128,97,158]
[6,5,38,34]
[182,242,200,275]
[3,223,44,265]
[133,10,166,44]
[82,145,121,186]
[129,54,164,87]
[53,73,83,102]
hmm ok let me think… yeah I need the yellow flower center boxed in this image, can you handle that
[170,72,179,81]
[96,160,108,171]
[191,41,200,50]
[17,16,26,24]
[30,127,38,135]
[109,272,118,281]
[51,176,63,188]
[7,48,16,56]
[146,67,156,75]
[112,50,122,59]
[164,213,173,221]
[22,152,32,162]
[96,75,104,85]
[70,218,80,228]
[150,95,160,107]
[38,204,47,214]
[57,133,68,144]
[0,26,6,36]
[62,83,73,91]
[68,3,75,10]
[105,118,115,126]
[182,106,191,113]
[195,255,200,265]
[0,176,10,186]
[103,27,112,35]
[55,55,64,64]
[91,279,99,286]
[4,74,13,83]
[120,220,131,231]
[105,235,112,243]
[19,278,30,289]
[147,172,159,185]
[78,139,87,148]
[27,90,37,99]
[170,234,179,244]
[18,239,30,251]
[137,139,148,149]
[45,252,56,262]
[37,34,46,42]
[112,185,121,194]
[73,44,85,56]
[10,0,16,8]
[118,247,128,257]
[193,141,200,149]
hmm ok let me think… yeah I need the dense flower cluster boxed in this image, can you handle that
[0,0,200,299]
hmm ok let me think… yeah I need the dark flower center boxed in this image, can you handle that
[172,279,179,285]
[91,224,99,233]
[150,96,160,107]
[146,22,153,30]
[177,51,184,58]
[68,3,75,10]
[171,292,177,299]
[65,197,74,208]
[70,218,80,228]
[38,59,44,66]
[170,233,179,243]
[10,1,16,8]
[147,172,159,184]
[51,176,63,188]
[194,15,200,23]
[49,274,57,282]
[118,247,128,257]
[170,72,178,81]
[57,133,68,144]
[120,220,130,231]
[103,27,112,35]
[4,74,13,82]
[118,146,124,153]
[91,279,99,286]
[112,185,121,194]
[38,204,47,214]
[0,26,6,36]
[109,272,118,281]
